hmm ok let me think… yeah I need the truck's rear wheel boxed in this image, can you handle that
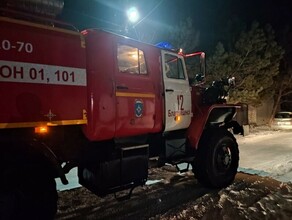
[0,148,58,220]
[193,128,239,188]
[0,168,57,220]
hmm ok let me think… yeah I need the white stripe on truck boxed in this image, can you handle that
[0,60,87,86]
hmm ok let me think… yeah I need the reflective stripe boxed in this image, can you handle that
[0,119,87,129]
[116,92,155,98]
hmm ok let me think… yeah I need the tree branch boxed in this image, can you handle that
[282,90,292,97]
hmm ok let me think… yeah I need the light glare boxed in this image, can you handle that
[127,7,139,23]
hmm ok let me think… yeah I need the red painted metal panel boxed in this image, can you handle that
[0,16,165,139]
[82,30,164,141]
[187,86,239,149]
[0,18,85,67]
[0,83,85,123]
[81,30,116,141]
[0,17,86,127]
[114,33,163,138]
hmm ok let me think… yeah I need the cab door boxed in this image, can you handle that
[114,43,156,137]
[162,50,192,131]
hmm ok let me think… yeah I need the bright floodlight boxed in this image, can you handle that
[127,7,139,23]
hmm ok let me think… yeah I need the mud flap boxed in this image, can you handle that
[78,144,148,197]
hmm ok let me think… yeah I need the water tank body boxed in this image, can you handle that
[1,0,64,18]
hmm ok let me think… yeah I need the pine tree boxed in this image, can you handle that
[167,17,200,52]
[208,22,284,106]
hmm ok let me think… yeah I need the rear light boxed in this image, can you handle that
[35,126,48,134]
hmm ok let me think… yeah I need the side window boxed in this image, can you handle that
[117,44,147,75]
[165,54,185,79]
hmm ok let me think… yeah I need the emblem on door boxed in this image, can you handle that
[135,100,143,117]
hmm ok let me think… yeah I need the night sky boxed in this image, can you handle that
[61,0,292,51]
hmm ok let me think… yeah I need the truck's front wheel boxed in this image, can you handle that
[193,129,239,188]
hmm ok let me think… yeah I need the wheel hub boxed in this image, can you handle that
[217,146,232,171]
[222,146,231,166]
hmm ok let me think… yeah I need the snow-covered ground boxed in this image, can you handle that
[57,165,292,219]
[56,129,292,219]
[237,129,292,183]
[56,168,80,191]
[56,129,292,191]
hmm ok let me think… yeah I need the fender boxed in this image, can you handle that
[187,104,243,149]
[30,139,69,185]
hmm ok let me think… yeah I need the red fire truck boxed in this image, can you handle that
[0,0,243,219]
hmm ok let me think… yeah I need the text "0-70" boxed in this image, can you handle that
[0,40,33,53]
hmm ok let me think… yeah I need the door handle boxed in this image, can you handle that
[116,85,129,90]
[165,89,174,92]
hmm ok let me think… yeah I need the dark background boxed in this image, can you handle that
[61,0,292,51]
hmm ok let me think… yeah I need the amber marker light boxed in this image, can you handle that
[35,126,48,134]
[174,115,181,122]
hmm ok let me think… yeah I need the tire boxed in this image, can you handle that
[0,177,57,220]
[193,128,239,188]
[0,151,58,220]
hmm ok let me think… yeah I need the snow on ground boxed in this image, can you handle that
[56,128,292,219]
[157,173,292,220]
[57,168,292,219]
[237,129,292,183]
[57,128,292,191]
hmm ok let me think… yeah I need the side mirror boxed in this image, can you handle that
[228,77,235,87]
[195,73,204,82]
